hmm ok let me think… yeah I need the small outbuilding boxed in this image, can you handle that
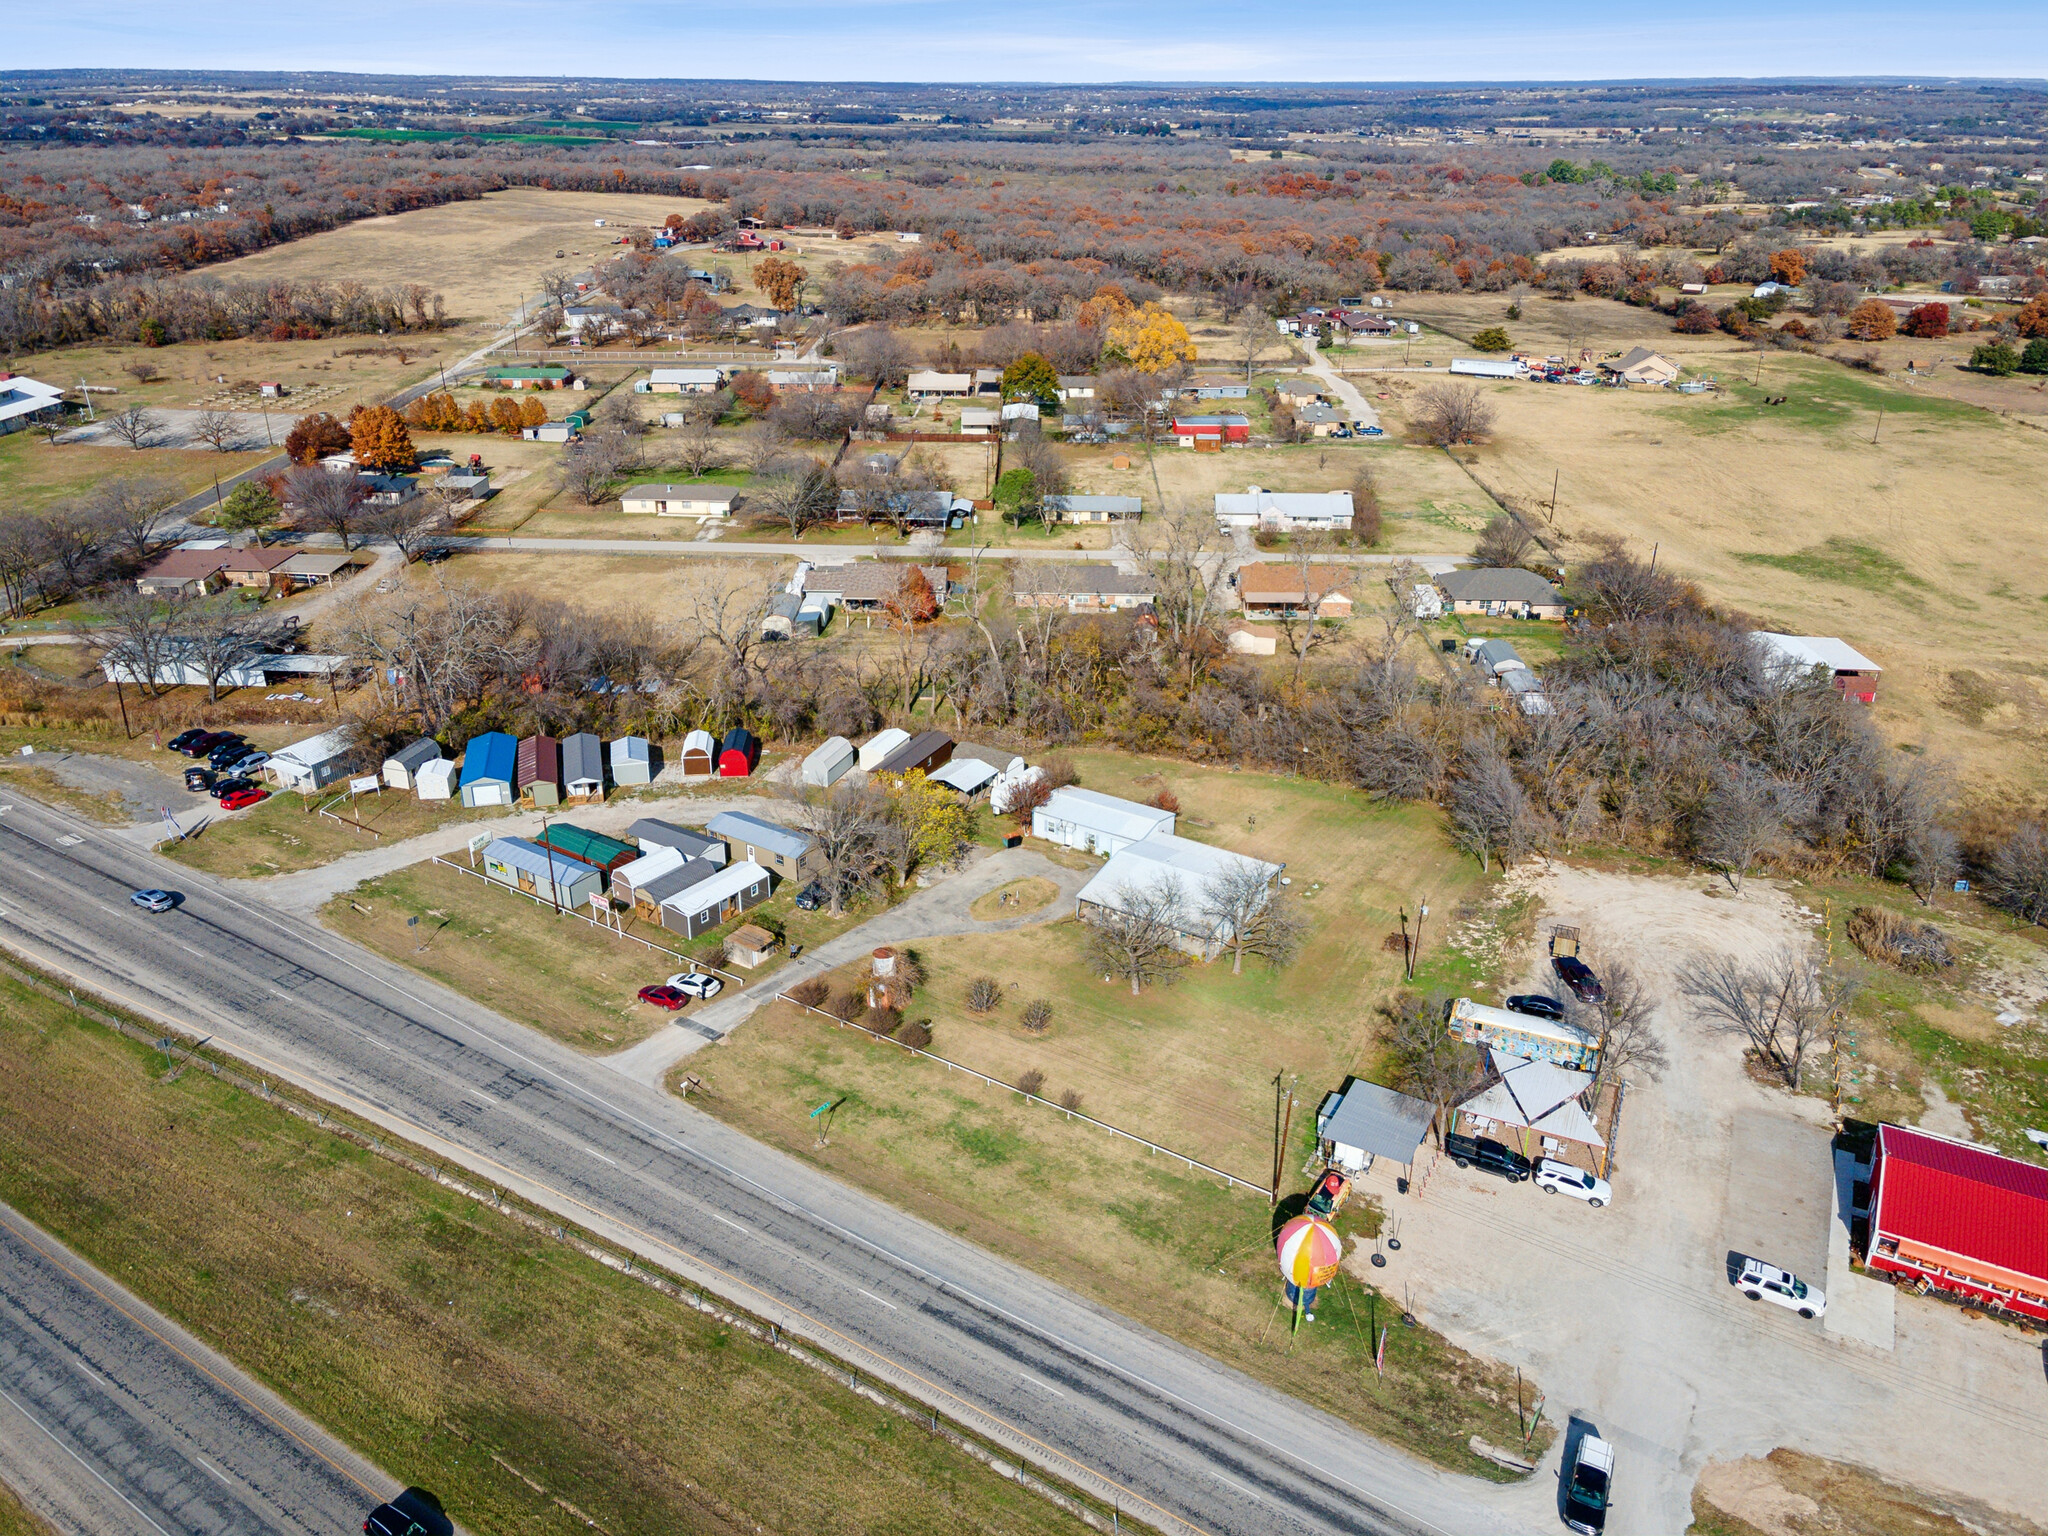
[680,729,718,776]
[928,757,998,797]
[516,734,563,806]
[610,735,652,786]
[803,737,856,787]
[537,824,640,882]
[629,818,726,863]
[458,732,518,807]
[382,738,444,790]
[706,810,819,884]
[265,726,360,795]
[726,924,778,969]
[871,730,954,779]
[717,728,760,778]
[414,757,458,801]
[857,728,911,771]
[480,837,604,910]
[659,860,772,939]
[1753,633,1883,703]
[562,732,606,803]
[1315,1078,1437,1176]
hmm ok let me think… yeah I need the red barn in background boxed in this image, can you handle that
[1865,1123,2048,1322]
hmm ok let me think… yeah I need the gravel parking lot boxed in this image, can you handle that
[1344,866,2048,1536]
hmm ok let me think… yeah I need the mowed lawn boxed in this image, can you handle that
[0,969,1090,1536]
[164,788,503,878]
[686,755,1541,1477]
[0,432,274,515]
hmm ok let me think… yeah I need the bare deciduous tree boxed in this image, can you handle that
[1381,991,1474,1142]
[287,465,369,550]
[1235,306,1286,381]
[1409,384,1496,447]
[1562,957,1668,1097]
[1694,765,1789,891]
[102,405,161,451]
[364,498,450,564]
[175,596,288,702]
[1678,948,1855,1089]
[1472,513,1536,569]
[1083,877,1189,995]
[669,419,725,478]
[192,409,242,453]
[750,459,838,541]
[1447,739,1543,871]
[1143,507,1227,690]
[82,587,181,695]
[1199,861,1305,975]
[786,782,888,917]
[89,476,182,563]
[1986,823,2048,926]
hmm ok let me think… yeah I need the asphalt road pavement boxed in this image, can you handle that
[0,792,1544,1536]
[0,1202,391,1535]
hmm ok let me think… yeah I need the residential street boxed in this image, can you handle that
[0,789,1548,1536]
[0,1201,395,1536]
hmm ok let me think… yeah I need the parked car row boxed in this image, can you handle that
[170,728,269,809]
[636,970,725,1011]
[1443,1133,1614,1207]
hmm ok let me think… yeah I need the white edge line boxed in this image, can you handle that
[0,1382,174,1536]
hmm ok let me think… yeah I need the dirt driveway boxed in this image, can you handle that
[1347,865,2048,1535]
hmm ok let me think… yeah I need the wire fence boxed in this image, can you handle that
[776,992,1269,1197]
[428,855,747,986]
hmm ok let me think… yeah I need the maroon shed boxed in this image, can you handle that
[872,730,955,778]
[717,728,760,777]
[516,734,562,806]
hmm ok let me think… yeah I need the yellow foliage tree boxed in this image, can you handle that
[349,404,417,471]
[463,401,492,434]
[519,396,548,428]
[1106,302,1196,373]
[889,769,973,871]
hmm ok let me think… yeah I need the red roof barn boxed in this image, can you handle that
[1169,414,1250,446]
[1866,1123,2048,1322]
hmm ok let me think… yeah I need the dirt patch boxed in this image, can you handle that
[1694,1449,2048,1536]
[968,877,1058,922]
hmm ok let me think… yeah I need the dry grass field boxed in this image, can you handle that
[0,431,276,514]
[0,967,1090,1536]
[1368,355,2048,802]
[392,550,793,624]
[7,332,465,415]
[199,188,913,322]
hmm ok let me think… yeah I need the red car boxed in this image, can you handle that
[219,787,268,811]
[637,984,687,1011]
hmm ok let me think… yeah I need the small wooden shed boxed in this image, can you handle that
[718,728,760,778]
[562,732,606,803]
[680,729,718,776]
[609,735,652,786]
[516,734,562,806]
[858,728,910,772]
[872,730,955,778]
[802,737,856,787]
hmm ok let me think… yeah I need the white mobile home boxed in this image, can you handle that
[1031,787,1175,857]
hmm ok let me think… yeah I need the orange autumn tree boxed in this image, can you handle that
[1846,298,1898,341]
[520,396,548,428]
[1768,249,1809,286]
[754,255,808,311]
[349,404,416,471]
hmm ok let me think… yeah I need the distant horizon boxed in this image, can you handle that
[13,2,2048,85]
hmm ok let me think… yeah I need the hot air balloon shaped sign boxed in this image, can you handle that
[1276,1214,1342,1327]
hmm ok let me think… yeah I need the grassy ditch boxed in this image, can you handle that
[161,789,504,879]
[0,965,1100,1536]
[0,1480,53,1536]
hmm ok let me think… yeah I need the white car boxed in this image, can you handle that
[1736,1258,1826,1319]
[1534,1159,1611,1207]
[665,971,723,1000]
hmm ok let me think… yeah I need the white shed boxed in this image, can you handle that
[803,737,856,787]
[414,758,457,801]
[382,739,444,790]
[610,735,652,786]
[858,728,911,772]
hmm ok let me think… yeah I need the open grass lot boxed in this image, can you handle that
[194,189,916,322]
[0,431,274,515]
[399,549,794,622]
[325,858,691,1053]
[161,787,505,879]
[0,968,1090,1536]
[0,762,132,824]
[5,332,464,418]
[1364,351,2048,802]
[0,1479,52,1536]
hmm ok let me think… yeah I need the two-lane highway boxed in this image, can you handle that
[0,1202,393,1535]
[0,792,1542,1536]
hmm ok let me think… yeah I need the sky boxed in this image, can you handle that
[15,1,2048,83]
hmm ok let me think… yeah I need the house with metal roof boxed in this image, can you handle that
[480,837,604,910]
[484,364,573,387]
[0,375,66,435]
[1753,633,1882,702]
[1213,489,1353,532]
[706,811,820,885]
[1076,833,1283,959]
[659,860,773,939]
[1435,568,1566,619]
[459,731,517,807]
[265,726,361,794]
[1315,1078,1437,1174]
[1866,1122,2048,1322]
[562,732,606,801]
[1032,787,1175,857]
[619,482,741,519]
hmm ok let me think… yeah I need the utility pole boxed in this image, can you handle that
[1547,468,1559,520]
[1871,408,1884,445]
[113,674,131,739]
[1277,1089,1297,1192]
[1648,541,1658,575]
[1412,897,1429,979]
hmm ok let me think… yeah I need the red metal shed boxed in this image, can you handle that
[717,727,760,778]
[515,734,562,806]
[1866,1123,2048,1322]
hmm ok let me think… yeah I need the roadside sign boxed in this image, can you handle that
[348,775,381,795]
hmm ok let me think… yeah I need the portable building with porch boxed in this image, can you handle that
[562,732,606,802]
[265,726,359,795]
[516,734,562,806]
[871,730,955,778]
[659,860,772,940]
[479,837,604,910]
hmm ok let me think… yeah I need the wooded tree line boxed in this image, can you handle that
[0,272,447,352]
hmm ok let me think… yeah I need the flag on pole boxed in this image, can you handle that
[1374,1325,1387,1378]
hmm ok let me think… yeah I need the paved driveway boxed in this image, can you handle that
[1352,866,2048,1534]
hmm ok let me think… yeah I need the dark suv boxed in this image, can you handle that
[364,1488,452,1536]
[1443,1133,1532,1183]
